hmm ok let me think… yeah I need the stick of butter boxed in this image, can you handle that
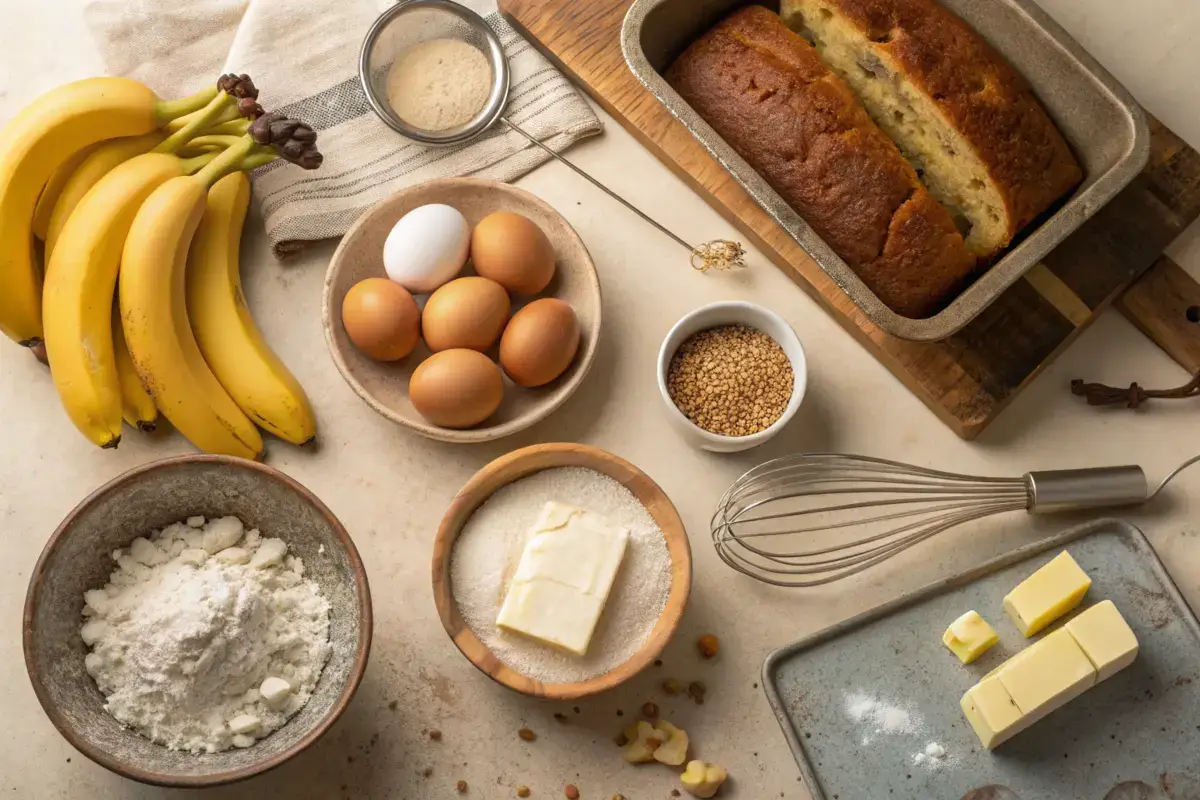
[962,601,1138,749]
[942,610,998,664]
[496,502,629,655]
[1002,551,1091,637]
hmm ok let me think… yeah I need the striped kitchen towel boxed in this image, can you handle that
[84,0,602,255]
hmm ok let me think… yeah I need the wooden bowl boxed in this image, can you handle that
[323,178,602,443]
[431,443,691,699]
[23,456,372,787]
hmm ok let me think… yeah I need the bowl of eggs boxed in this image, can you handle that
[323,178,601,442]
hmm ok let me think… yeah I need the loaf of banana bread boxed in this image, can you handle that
[781,0,1083,259]
[667,5,977,319]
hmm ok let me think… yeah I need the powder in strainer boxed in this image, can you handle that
[386,38,492,131]
[450,467,673,684]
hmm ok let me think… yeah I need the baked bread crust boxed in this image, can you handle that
[667,5,977,318]
[787,0,1083,251]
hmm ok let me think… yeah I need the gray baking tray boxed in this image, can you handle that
[621,0,1151,341]
[762,519,1200,800]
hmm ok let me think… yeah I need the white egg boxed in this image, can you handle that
[382,203,470,293]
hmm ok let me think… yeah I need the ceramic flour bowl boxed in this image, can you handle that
[431,443,692,699]
[323,178,602,443]
[23,456,372,787]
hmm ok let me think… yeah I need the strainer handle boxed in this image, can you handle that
[1024,466,1148,513]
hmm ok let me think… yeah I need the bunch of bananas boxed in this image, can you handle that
[0,74,322,458]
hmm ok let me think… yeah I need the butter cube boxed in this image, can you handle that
[943,610,998,664]
[1003,551,1091,637]
[960,675,1024,749]
[496,502,629,655]
[998,627,1096,718]
[1065,600,1139,681]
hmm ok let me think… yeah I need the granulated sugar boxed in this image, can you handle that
[450,467,672,683]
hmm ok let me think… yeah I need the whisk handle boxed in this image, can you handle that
[1025,466,1148,513]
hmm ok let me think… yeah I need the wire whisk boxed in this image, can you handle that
[711,453,1200,587]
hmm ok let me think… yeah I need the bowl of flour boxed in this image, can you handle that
[23,455,372,787]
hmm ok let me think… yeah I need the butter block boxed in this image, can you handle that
[1003,551,1091,637]
[960,675,1025,749]
[998,628,1096,715]
[963,627,1099,749]
[496,502,629,655]
[1065,600,1139,682]
[943,610,999,664]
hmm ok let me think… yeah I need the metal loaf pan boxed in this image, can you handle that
[621,0,1151,341]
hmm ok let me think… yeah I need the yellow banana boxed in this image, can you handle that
[0,77,213,346]
[187,173,316,445]
[42,152,188,448]
[120,175,264,459]
[43,132,163,259]
[113,307,157,432]
[32,144,97,240]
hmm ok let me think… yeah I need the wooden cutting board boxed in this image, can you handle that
[498,0,1200,439]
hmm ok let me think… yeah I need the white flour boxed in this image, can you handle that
[912,741,950,768]
[450,467,672,683]
[386,38,492,131]
[81,516,331,753]
[844,690,922,745]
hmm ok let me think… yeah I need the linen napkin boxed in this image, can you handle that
[83,0,602,255]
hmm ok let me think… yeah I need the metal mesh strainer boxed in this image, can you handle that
[359,0,745,271]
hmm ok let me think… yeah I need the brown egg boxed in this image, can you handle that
[409,349,504,428]
[341,278,420,361]
[499,298,580,387]
[421,276,510,352]
[470,211,556,295]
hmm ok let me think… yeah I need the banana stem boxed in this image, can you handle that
[181,152,222,175]
[195,135,257,186]
[153,86,220,127]
[165,103,242,133]
[208,118,252,137]
[153,92,235,155]
[240,151,278,170]
[187,135,246,150]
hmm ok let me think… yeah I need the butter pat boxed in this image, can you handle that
[960,675,1024,749]
[1065,600,1139,681]
[943,610,998,664]
[1003,551,1091,637]
[496,502,629,655]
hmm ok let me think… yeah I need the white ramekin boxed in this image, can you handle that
[656,301,808,453]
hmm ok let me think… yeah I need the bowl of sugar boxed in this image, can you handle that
[432,442,691,699]
[23,455,372,787]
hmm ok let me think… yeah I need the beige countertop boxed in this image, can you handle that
[3,1,1200,797]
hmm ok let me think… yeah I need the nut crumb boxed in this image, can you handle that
[518,728,537,742]
[457,780,468,793]
[430,730,443,741]
[663,678,684,695]
[387,700,398,711]
[688,681,707,705]
[612,795,627,800]
[697,634,720,659]
[564,785,580,799]
[642,702,659,718]
[554,713,567,723]
[517,787,531,798]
